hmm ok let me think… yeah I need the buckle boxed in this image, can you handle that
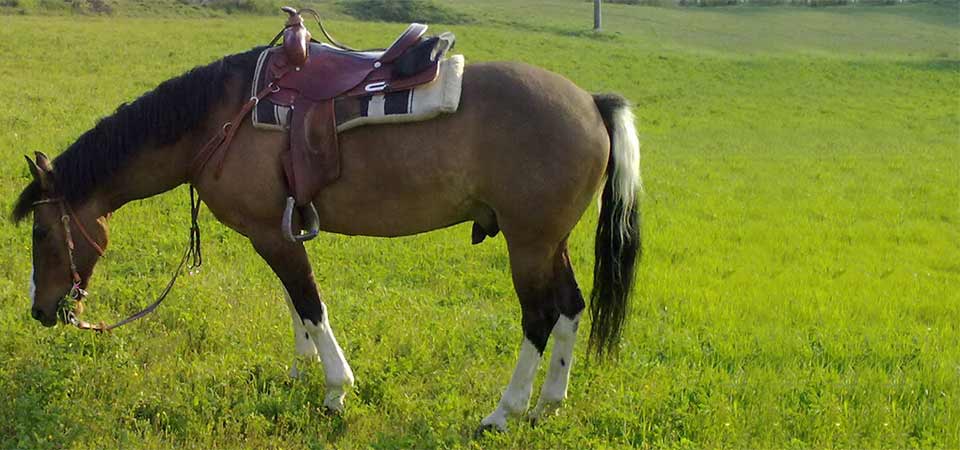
[364,81,388,93]
[69,282,87,300]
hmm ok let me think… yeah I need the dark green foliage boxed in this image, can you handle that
[338,0,473,24]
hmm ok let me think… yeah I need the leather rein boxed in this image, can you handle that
[32,187,203,332]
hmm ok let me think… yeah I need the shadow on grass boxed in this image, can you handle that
[821,2,960,28]
[489,19,622,41]
[899,58,960,72]
[705,2,959,28]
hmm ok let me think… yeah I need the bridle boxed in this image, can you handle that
[31,189,203,332]
[32,198,104,302]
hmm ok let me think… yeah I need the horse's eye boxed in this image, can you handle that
[32,226,48,241]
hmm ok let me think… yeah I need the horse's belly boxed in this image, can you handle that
[313,188,473,237]
[310,122,477,237]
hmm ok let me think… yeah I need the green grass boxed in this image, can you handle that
[339,0,475,24]
[0,2,958,448]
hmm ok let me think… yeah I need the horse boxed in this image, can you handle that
[12,46,641,432]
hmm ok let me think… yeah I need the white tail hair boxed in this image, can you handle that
[609,105,641,234]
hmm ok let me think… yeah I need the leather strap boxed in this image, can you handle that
[64,202,106,257]
[190,82,280,181]
[67,227,194,332]
[288,98,339,206]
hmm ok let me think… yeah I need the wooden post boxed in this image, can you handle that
[594,0,602,31]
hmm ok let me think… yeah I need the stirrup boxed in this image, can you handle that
[282,196,320,242]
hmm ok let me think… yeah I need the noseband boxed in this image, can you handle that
[31,189,203,332]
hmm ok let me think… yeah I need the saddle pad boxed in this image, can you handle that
[252,54,464,132]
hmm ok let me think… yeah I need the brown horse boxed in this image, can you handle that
[12,47,641,432]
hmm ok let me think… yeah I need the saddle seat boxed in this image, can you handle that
[274,22,429,101]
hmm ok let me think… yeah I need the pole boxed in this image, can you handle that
[594,0,602,30]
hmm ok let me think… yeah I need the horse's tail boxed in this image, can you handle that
[589,93,642,359]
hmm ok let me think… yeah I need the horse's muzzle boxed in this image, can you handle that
[31,307,57,327]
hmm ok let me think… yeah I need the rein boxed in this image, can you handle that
[32,187,203,332]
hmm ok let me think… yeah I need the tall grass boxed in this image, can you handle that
[0,2,956,448]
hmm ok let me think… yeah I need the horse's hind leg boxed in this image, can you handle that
[251,235,355,412]
[529,246,584,423]
[480,239,585,432]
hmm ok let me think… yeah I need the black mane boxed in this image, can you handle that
[11,47,266,222]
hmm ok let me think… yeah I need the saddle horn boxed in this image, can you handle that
[281,6,311,67]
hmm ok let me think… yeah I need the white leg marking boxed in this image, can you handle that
[481,339,543,432]
[29,266,36,308]
[283,290,319,378]
[301,306,355,412]
[531,314,580,421]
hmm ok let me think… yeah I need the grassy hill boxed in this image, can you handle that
[0,1,957,449]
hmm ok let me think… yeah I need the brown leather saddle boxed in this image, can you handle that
[265,7,452,241]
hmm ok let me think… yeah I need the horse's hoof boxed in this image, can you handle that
[323,390,347,412]
[474,421,507,438]
[321,405,344,417]
[529,399,561,426]
[289,362,301,379]
[289,355,321,379]
[322,398,345,415]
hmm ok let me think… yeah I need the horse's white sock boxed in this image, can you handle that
[301,309,355,412]
[29,266,37,309]
[481,339,542,431]
[284,291,318,378]
[283,289,354,411]
[531,313,579,421]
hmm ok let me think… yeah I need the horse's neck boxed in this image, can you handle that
[87,92,241,216]
[93,138,199,215]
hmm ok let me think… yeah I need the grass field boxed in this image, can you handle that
[1,1,958,448]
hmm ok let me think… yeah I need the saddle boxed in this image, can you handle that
[252,7,454,241]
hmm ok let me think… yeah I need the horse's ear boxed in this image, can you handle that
[25,153,52,191]
[34,151,53,173]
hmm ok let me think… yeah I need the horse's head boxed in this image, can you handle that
[23,152,109,327]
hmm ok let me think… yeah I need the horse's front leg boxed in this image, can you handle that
[251,235,355,412]
[284,291,319,379]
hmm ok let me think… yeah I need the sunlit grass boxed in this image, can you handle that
[0,3,957,449]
